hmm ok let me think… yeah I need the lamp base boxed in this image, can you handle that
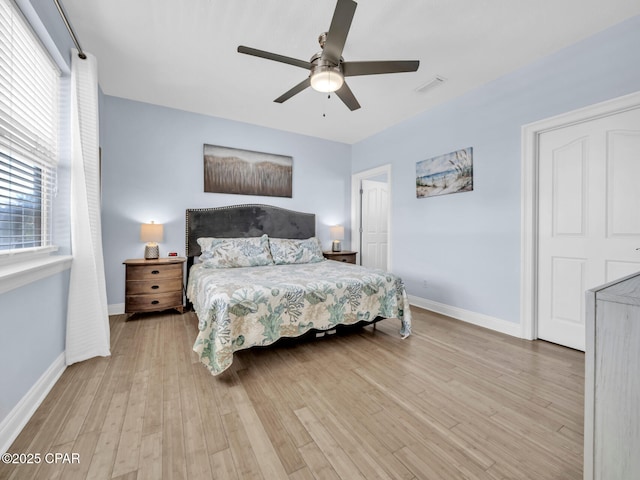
[144,244,159,259]
[331,240,342,252]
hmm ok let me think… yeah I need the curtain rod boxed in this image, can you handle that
[52,0,86,59]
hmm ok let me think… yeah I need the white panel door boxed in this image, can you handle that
[538,107,640,350]
[361,179,389,270]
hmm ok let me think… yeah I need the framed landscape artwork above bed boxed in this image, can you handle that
[203,144,293,197]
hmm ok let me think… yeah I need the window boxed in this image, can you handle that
[0,0,60,253]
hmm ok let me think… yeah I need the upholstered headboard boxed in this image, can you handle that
[185,204,316,274]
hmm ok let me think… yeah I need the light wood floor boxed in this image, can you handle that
[0,307,584,480]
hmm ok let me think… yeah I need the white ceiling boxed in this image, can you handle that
[62,0,640,144]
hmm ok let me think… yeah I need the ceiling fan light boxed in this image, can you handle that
[310,67,344,93]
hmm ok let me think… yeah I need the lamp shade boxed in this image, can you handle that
[140,222,163,243]
[330,225,344,241]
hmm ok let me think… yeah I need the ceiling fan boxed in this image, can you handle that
[237,0,419,111]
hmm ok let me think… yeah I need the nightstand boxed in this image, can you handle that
[323,251,357,264]
[123,257,185,315]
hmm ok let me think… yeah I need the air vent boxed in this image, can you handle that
[415,75,446,93]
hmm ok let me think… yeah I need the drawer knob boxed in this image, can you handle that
[151,270,160,275]
[151,285,159,289]
[151,300,160,305]
[341,259,347,262]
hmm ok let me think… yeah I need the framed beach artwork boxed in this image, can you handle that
[204,144,293,198]
[416,147,473,198]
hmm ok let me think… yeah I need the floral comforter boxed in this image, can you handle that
[187,260,412,375]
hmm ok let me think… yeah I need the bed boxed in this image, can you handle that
[185,204,412,375]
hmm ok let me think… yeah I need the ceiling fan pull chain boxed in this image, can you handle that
[323,93,332,118]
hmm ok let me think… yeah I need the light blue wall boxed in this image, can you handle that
[0,271,70,421]
[0,1,74,426]
[100,97,352,307]
[352,15,640,324]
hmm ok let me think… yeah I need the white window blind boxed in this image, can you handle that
[0,0,60,252]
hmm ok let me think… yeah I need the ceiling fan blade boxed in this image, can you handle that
[335,81,361,111]
[274,78,312,103]
[342,60,420,77]
[322,0,357,65]
[238,46,312,70]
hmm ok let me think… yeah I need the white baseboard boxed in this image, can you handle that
[108,303,125,315]
[0,353,66,455]
[408,295,522,338]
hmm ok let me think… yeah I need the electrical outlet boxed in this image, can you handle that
[422,280,428,288]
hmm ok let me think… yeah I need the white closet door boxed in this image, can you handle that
[537,107,640,350]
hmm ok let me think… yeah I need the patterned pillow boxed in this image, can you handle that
[197,234,274,268]
[269,237,325,265]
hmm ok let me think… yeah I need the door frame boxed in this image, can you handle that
[351,164,392,269]
[520,90,640,341]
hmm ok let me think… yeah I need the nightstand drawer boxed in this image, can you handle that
[322,251,357,264]
[126,277,183,295]
[126,262,182,280]
[330,254,354,263]
[125,292,183,313]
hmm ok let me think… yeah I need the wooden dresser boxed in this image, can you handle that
[123,257,185,314]
[585,272,640,480]
[322,250,357,264]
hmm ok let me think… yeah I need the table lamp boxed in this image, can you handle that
[140,221,163,259]
[330,225,344,252]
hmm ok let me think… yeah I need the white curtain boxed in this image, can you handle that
[65,50,110,365]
